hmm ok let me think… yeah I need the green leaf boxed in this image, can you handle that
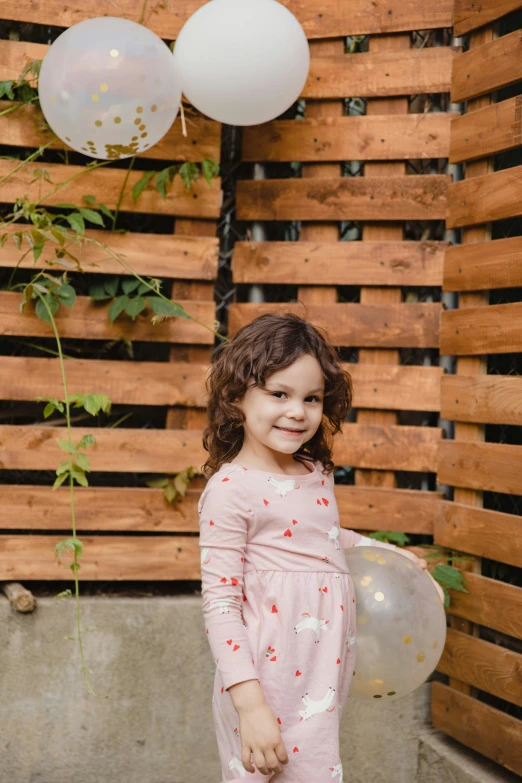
[146,296,190,319]
[82,195,96,204]
[97,202,115,220]
[77,434,96,450]
[35,293,59,323]
[66,212,85,234]
[201,158,220,186]
[70,467,88,487]
[131,170,155,202]
[124,295,146,319]
[43,402,56,419]
[56,461,71,476]
[54,589,73,600]
[55,203,79,210]
[79,207,105,227]
[32,244,44,264]
[51,228,67,245]
[89,282,113,301]
[54,537,83,561]
[82,393,111,416]
[52,473,69,490]
[104,276,120,297]
[74,453,91,472]
[57,283,76,307]
[155,167,170,199]
[0,80,15,100]
[174,472,188,497]
[369,530,410,547]
[108,295,128,325]
[164,483,177,503]
[179,162,199,190]
[137,282,151,295]
[12,232,22,250]
[432,564,469,593]
[57,439,76,454]
[121,278,141,295]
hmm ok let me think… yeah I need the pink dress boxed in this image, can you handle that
[198,455,398,782]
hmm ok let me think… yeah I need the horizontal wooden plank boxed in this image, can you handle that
[0,486,201,532]
[0,0,454,40]
[334,424,441,472]
[441,374,522,426]
[0,159,221,219]
[451,29,522,103]
[0,483,441,533]
[242,114,456,162]
[454,0,522,36]
[349,363,443,412]
[0,426,206,473]
[446,571,522,640]
[446,164,522,229]
[0,42,457,100]
[449,96,522,164]
[237,176,449,222]
[0,356,442,412]
[0,357,209,407]
[303,47,458,99]
[0,101,221,162]
[441,302,522,356]
[0,423,441,473]
[432,682,522,776]
[229,303,441,349]
[443,236,522,292]
[438,440,522,496]
[337,485,441,534]
[0,535,202,580]
[0,292,216,344]
[0,224,218,280]
[435,500,522,568]
[233,240,445,286]
[437,628,522,706]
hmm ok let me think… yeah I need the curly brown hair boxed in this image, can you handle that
[201,313,353,478]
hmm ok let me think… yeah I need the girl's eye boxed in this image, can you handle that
[270,392,321,402]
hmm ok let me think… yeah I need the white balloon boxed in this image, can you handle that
[38,17,182,160]
[174,0,310,126]
[344,547,447,701]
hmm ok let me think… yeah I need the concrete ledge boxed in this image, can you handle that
[0,595,518,783]
[418,731,521,783]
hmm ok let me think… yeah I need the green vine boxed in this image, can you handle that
[0,56,225,696]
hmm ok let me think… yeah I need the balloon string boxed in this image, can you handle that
[179,100,187,137]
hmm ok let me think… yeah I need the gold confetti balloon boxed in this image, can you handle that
[344,547,447,701]
[38,17,182,160]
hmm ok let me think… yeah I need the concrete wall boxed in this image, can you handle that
[0,595,516,783]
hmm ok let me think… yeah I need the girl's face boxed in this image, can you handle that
[235,354,325,461]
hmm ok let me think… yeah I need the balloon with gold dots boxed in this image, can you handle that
[344,546,447,701]
[38,17,182,160]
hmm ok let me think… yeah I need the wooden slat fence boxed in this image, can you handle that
[431,3,522,774]
[1,0,522,774]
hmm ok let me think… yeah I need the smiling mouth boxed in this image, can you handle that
[274,426,305,433]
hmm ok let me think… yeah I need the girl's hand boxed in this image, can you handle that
[398,549,445,604]
[238,702,289,775]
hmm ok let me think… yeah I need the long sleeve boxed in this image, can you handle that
[198,475,259,691]
[339,528,399,553]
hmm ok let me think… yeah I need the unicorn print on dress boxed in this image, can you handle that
[200,546,211,565]
[294,613,329,642]
[268,476,300,497]
[329,761,343,781]
[229,756,247,777]
[326,523,341,550]
[346,631,357,648]
[298,686,336,721]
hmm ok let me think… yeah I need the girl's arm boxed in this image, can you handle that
[339,528,399,551]
[198,476,259,692]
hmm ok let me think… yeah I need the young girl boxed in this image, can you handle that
[198,313,441,782]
